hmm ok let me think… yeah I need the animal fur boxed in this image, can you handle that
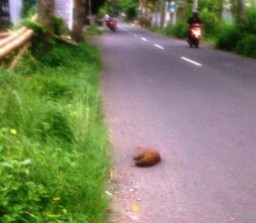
[133,147,161,167]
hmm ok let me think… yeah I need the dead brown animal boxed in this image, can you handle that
[133,147,161,167]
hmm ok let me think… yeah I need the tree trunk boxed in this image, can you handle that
[160,0,165,28]
[236,0,245,24]
[38,0,55,32]
[72,0,86,42]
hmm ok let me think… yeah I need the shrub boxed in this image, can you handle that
[236,35,256,58]
[215,24,243,51]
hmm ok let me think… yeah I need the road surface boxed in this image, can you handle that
[94,24,256,223]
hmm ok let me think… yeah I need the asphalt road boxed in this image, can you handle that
[94,24,256,223]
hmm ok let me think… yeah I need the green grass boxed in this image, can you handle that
[0,42,111,222]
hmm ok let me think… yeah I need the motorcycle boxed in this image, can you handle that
[187,23,201,48]
[106,18,117,32]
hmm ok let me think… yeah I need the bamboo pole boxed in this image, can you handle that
[0,32,10,39]
[0,14,37,61]
[0,27,28,48]
[0,29,33,59]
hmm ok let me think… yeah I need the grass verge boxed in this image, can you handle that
[0,41,111,222]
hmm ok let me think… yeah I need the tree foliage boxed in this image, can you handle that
[199,0,223,18]
[200,8,221,36]
[120,0,139,20]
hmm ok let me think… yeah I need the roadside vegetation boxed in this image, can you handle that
[139,1,256,59]
[0,24,110,222]
[165,6,256,58]
[216,8,256,58]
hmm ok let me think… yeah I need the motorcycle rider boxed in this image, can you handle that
[104,13,110,23]
[187,11,202,26]
[187,11,202,46]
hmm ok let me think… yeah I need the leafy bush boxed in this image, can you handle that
[166,21,187,39]
[215,24,243,51]
[236,35,256,58]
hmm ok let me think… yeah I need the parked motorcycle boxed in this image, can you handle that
[106,18,117,32]
[187,23,201,48]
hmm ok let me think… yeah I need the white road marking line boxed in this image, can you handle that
[154,44,164,50]
[181,56,202,67]
[133,34,138,37]
[141,37,148,42]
